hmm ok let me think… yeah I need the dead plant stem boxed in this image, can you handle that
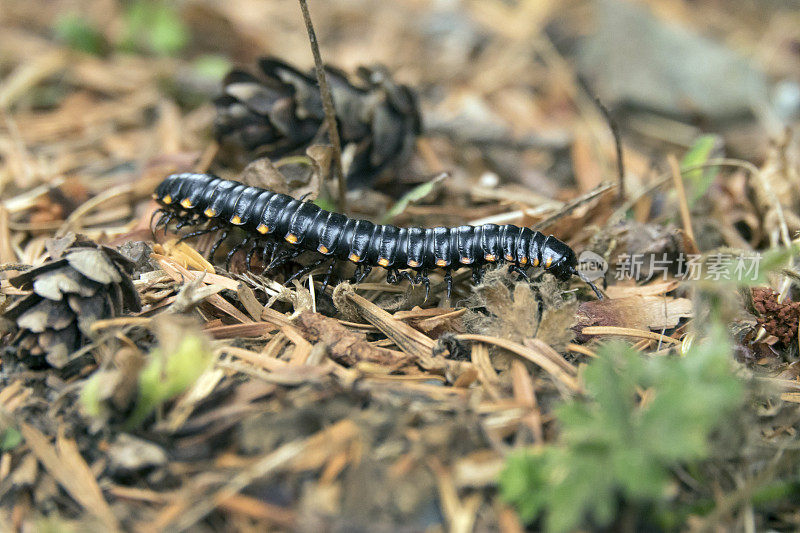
[297,0,347,213]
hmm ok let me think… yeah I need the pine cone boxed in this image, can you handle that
[3,238,141,369]
[213,57,421,189]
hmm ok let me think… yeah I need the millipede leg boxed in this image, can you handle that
[321,261,337,293]
[285,257,328,285]
[444,270,453,299]
[510,265,530,282]
[349,264,361,284]
[471,266,484,285]
[225,237,251,271]
[258,242,277,274]
[355,265,372,283]
[400,270,415,284]
[150,209,168,235]
[245,242,261,270]
[208,230,229,258]
[267,248,302,272]
[178,225,220,244]
[174,216,198,231]
[153,211,176,233]
[262,241,275,261]
[386,269,399,284]
[268,243,281,265]
[415,269,430,301]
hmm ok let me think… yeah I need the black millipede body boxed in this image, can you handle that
[152,173,601,298]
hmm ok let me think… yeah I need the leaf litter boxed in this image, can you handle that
[1,1,800,531]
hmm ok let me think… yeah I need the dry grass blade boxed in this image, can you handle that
[566,343,598,358]
[470,342,502,400]
[343,288,444,369]
[580,326,682,345]
[429,457,482,533]
[510,360,543,442]
[218,494,296,529]
[456,334,581,392]
[156,241,217,274]
[155,255,252,323]
[668,154,696,244]
[16,421,120,531]
[204,322,278,339]
[0,207,17,264]
[281,323,313,364]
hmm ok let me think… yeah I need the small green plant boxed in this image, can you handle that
[500,324,743,533]
[191,54,232,81]
[120,1,189,56]
[381,173,448,223]
[681,134,721,206]
[53,14,107,55]
[0,426,22,451]
[82,333,212,429]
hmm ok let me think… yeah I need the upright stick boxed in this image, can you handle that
[298,0,347,213]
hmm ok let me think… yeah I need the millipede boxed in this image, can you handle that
[152,173,602,299]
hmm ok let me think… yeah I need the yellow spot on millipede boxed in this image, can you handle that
[230,215,242,225]
[257,224,269,234]
[532,258,540,267]
[285,234,298,244]
[349,253,361,263]
[318,245,329,254]
[484,254,496,262]
[460,257,472,264]
[180,198,193,209]
[162,195,172,204]
[204,208,217,218]
[505,254,514,261]
[407,260,420,268]
[520,257,528,265]
[435,259,447,267]
[545,257,553,268]
[378,258,390,267]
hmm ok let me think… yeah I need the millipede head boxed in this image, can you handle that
[536,236,578,282]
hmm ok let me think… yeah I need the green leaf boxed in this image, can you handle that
[380,173,448,224]
[121,1,189,56]
[680,134,722,206]
[192,55,232,81]
[0,426,22,451]
[54,14,106,55]
[313,195,336,212]
[80,370,104,418]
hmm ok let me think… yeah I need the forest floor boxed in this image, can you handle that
[2,1,800,531]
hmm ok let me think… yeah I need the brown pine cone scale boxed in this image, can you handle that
[3,239,141,369]
[213,57,421,189]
